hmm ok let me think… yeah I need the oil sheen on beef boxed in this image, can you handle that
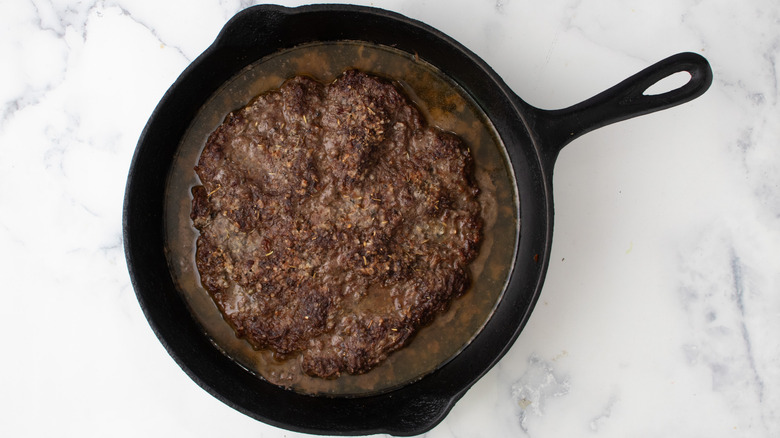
[191,70,482,378]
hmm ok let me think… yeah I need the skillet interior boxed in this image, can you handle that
[164,40,521,396]
[124,4,554,435]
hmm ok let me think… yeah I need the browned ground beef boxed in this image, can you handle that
[190,70,482,378]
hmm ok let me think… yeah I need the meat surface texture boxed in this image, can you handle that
[191,70,482,378]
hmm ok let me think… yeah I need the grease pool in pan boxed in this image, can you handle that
[163,41,518,396]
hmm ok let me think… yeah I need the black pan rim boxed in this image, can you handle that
[123,4,547,434]
[123,4,558,435]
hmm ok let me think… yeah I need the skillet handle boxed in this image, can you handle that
[531,52,713,167]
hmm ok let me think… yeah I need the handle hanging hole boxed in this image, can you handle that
[643,71,692,96]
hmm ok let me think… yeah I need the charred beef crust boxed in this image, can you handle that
[191,70,482,378]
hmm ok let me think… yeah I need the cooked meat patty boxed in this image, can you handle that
[191,70,482,378]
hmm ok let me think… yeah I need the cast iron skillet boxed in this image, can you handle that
[123,4,712,436]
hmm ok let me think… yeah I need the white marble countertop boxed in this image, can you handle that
[2,1,778,437]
